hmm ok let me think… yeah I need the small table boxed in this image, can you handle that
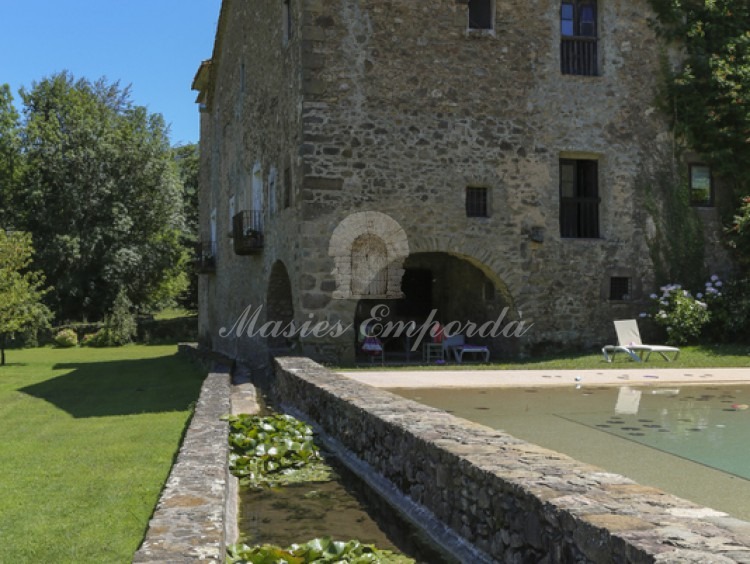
[423,343,444,362]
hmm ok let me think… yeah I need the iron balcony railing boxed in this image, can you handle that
[232,210,264,254]
[561,36,598,76]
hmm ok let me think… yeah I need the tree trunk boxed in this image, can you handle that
[1,334,5,366]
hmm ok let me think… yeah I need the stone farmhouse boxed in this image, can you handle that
[192,0,728,366]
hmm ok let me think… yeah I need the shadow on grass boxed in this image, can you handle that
[19,355,204,418]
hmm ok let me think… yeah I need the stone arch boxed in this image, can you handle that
[266,260,295,350]
[351,249,525,362]
[329,211,409,299]
[406,233,523,301]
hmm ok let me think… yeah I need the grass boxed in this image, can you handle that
[0,344,206,563]
[152,307,197,320]
[335,343,750,371]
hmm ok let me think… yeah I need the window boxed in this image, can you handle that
[351,234,388,296]
[268,168,278,215]
[561,1,598,76]
[468,0,493,30]
[560,159,599,238]
[283,167,292,209]
[609,277,631,301]
[689,164,713,206]
[466,187,489,217]
[252,162,264,213]
[210,208,218,256]
[282,0,293,44]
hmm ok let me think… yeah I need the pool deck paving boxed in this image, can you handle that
[337,366,750,388]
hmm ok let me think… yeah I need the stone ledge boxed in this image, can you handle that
[273,356,750,563]
[133,364,232,563]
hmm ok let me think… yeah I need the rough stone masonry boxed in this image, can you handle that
[194,0,730,366]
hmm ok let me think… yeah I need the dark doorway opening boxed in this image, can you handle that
[354,253,516,363]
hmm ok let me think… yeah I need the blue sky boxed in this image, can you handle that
[0,0,222,146]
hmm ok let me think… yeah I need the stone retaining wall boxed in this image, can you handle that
[133,363,233,563]
[274,357,750,563]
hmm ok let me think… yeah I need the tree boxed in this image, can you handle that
[0,84,21,229]
[649,0,750,181]
[649,0,750,271]
[12,72,188,320]
[0,231,51,365]
[173,143,199,237]
[173,143,199,310]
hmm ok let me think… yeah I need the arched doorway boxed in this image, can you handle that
[266,261,295,352]
[354,252,519,362]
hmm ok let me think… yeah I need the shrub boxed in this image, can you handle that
[643,280,713,345]
[102,292,137,346]
[83,292,137,348]
[53,328,78,348]
[703,277,750,342]
[81,329,114,348]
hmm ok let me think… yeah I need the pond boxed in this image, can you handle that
[237,438,454,563]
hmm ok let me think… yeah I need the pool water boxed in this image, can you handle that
[392,384,750,521]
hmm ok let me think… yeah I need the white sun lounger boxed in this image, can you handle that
[443,334,490,363]
[602,319,680,362]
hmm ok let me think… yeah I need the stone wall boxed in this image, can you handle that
[197,0,305,365]
[195,0,728,365]
[133,362,234,563]
[292,0,673,353]
[273,356,750,562]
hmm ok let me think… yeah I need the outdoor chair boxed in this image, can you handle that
[601,319,680,362]
[443,334,490,363]
[361,335,384,365]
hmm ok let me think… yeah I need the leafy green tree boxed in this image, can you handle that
[173,143,199,237]
[12,72,187,321]
[649,0,750,182]
[173,143,199,310]
[728,195,750,272]
[0,231,51,365]
[649,0,750,271]
[0,84,21,228]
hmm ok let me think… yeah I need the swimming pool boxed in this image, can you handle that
[391,384,750,521]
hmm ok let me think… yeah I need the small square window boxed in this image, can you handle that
[609,277,631,301]
[468,0,493,30]
[466,187,489,217]
[689,164,713,206]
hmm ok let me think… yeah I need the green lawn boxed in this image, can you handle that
[338,343,750,371]
[0,345,206,563]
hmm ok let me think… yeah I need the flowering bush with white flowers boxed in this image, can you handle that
[642,276,722,345]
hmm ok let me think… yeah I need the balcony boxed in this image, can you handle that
[194,241,216,274]
[561,36,598,76]
[232,210,264,255]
